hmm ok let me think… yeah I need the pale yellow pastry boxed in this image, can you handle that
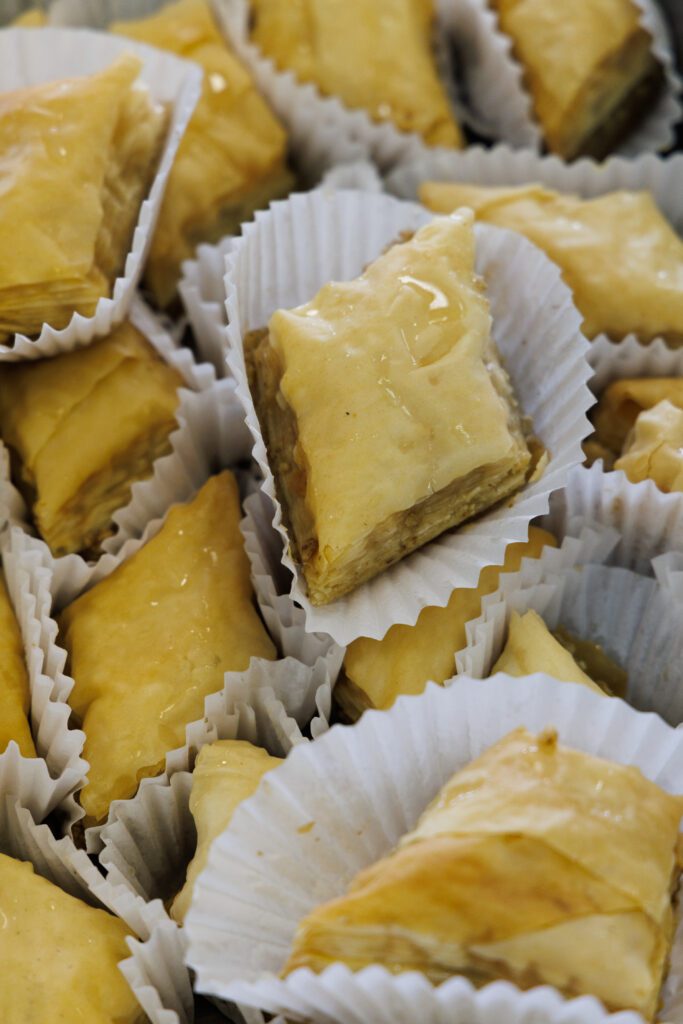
[491,609,627,696]
[112,0,292,307]
[615,400,683,492]
[285,727,683,1020]
[0,852,144,1023]
[248,211,533,605]
[0,322,184,557]
[0,574,35,757]
[490,0,663,159]
[593,378,683,453]
[11,8,46,25]
[420,182,683,344]
[250,0,462,148]
[59,472,276,826]
[172,739,282,922]
[0,56,167,342]
[338,527,556,720]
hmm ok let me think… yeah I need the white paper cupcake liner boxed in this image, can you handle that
[458,534,683,721]
[442,0,682,156]
[588,332,683,391]
[0,795,190,1024]
[184,674,683,1022]
[0,528,87,826]
[386,145,683,232]
[0,373,254,611]
[225,188,593,645]
[0,27,202,360]
[179,168,383,379]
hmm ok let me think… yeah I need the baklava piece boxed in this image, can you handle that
[112,0,292,307]
[420,182,683,344]
[59,473,276,827]
[0,322,184,557]
[0,853,144,1023]
[492,609,627,696]
[249,0,462,147]
[285,727,683,1020]
[0,574,35,757]
[172,739,282,922]
[615,400,683,493]
[0,56,167,341]
[489,0,664,159]
[337,527,556,721]
[247,212,533,605]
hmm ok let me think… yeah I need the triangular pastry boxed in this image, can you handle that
[0,574,35,758]
[0,322,184,556]
[250,0,462,147]
[0,852,143,1022]
[172,739,282,922]
[593,377,683,453]
[112,0,292,306]
[615,400,683,493]
[284,727,683,1019]
[489,0,663,159]
[0,56,167,341]
[247,211,533,605]
[338,527,556,720]
[420,182,683,344]
[59,472,277,826]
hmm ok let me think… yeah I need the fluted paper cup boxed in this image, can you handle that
[225,188,593,645]
[0,27,202,360]
[185,675,683,1023]
[441,0,681,156]
[0,795,189,1024]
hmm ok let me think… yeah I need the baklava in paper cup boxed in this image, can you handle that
[0,796,189,1024]
[0,27,201,360]
[458,536,683,724]
[0,527,87,826]
[442,0,681,156]
[225,188,593,645]
[185,675,683,1022]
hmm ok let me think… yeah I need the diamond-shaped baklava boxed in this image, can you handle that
[489,0,664,159]
[0,55,167,341]
[249,0,462,147]
[112,0,292,307]
[0,322,184,557]
[172,739,282,922]
[420,182,683,344]
[247,211,532,605]
[285,727,683,1020]
[59,472,276,827]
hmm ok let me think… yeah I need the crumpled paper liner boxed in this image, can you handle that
[184,674,683,1023]
[179,168,383,379]
[1,373,255,611]
[458,532,683,724]
[0,27,202,360]
[440,0,682,156]
[225,188,593,645]
[0,794,189,1024]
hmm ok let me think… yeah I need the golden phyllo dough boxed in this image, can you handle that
[0,575,35,757]
[490,0,663,159]
[250,0,462,147]
[59,472,276,826]
[338,527,556,720]
[491,609,627,696]
[420,182,683,344]
[0,853,144,1023]
[172,739,282,922]
[593,378,683,454]
[112,0,292,307]
[0,322,184,557]
[615,400,683,492]
[0,56,167,342]
[248,211,532,605]
[285,727,683,1019]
